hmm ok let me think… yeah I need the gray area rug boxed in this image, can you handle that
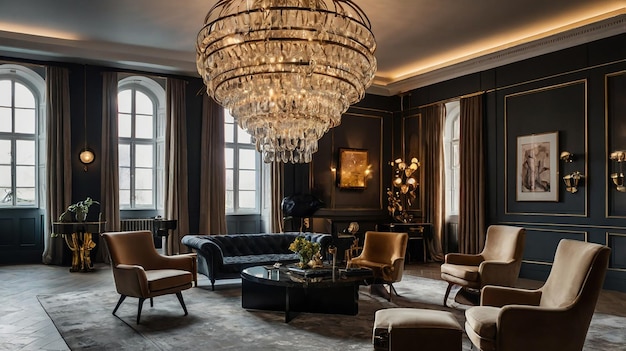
[38,276,625,350]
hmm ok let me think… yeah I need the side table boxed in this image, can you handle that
[376,223,432,263]
[52,221,105,272]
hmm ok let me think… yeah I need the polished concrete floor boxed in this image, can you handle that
[1,262,625,350]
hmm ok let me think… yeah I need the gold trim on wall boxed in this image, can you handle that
[605,70,626,219]
[521,227,588,265]
[504,79,589,217]
[606,232,626,272]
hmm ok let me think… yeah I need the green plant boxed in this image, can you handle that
[289,236,320,268]
[59,197,100,222]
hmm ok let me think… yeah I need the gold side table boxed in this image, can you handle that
[52,221,105,272]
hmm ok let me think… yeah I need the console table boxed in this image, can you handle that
[376,222,432,263]
[52,221,105,272]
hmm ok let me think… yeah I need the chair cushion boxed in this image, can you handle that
[465,306,500,339]
[441,263,480,282]
[146,269,193,292]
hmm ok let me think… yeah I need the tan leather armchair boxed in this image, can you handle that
[440,225,525,307]
[101,230,197,324]
[348,231,408,300]
[464,239,611,351]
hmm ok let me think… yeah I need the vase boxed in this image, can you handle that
[75,211,87,222]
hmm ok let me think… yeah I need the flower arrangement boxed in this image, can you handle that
[387,157,420,223]
[59,197,100,223]
[289,236,321,269]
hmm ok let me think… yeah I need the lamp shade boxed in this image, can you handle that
[79,148,95,165]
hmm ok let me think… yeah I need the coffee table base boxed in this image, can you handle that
[242,279,359,322]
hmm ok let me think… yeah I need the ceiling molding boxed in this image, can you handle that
[368,13,626,97]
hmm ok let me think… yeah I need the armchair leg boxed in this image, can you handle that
[112,295,126,315]
[443,282,454,307]
[176,292,188,316]
[150,297,154,307]
[137,297,146,324]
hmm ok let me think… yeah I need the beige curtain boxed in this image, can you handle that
[165,79,190,254]
[199,94,227,235]
[420,104,445,262]
[42,66,72,265]
[270,162,284,233]
[98,71,120,262]
[458,94,485,254]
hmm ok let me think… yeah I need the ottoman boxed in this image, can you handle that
[373,308,463,351]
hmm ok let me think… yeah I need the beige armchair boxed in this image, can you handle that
[348,231,408,300]
[440,225,525,307]
[464,239,611,351]
[101,230,197,324]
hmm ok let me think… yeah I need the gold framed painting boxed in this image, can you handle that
[337,148,369,189]
[516,131,558,201]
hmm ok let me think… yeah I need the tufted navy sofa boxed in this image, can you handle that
[181,232,332,290]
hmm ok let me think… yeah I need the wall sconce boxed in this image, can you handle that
[560,151,584,193]
[610,150,626,192]
[79,66,95,172]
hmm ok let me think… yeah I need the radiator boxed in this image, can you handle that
[120,218,154,232]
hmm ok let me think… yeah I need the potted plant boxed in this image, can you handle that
[59,197,100,222]
[289,236,321,269]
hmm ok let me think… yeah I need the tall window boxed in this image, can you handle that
[117,76,165,209]
[0,65,44,207]
[444,100,460,218]
[225,110,260,213]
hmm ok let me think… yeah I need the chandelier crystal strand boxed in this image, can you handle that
[197,0,377,163]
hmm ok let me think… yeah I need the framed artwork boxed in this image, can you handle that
[516,131,558,201]
[337,148,369,189]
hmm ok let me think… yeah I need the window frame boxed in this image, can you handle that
[224,109,262,215]
[117,76,165,210]
[444,100,460,218]
[0,64,45,209]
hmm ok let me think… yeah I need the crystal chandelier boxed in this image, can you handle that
[196,0,377,163]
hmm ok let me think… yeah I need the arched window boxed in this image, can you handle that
[224,109,261,213]
[444,100,460,218]
[0,64,45,208]
[117,76,165,209]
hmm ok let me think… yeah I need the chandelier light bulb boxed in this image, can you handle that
[196,0,377,163]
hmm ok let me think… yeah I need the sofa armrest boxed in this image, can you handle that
[445,253,483,265]
[481,285,542,307]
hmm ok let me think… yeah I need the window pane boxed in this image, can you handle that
[239,170,256,190]
[225,169,233,190]
[14,109,35,134]
[15,187,35,204]
[237,126,251,144]
[14,82,35,108]
[238,190,256,208]
[0,187,11,204]
[224,110,234,123]
[225,148,234,168]
[0,165,10,186]
[135,114,153,139]
[135,144,153,167]
[225,123,234,143]
[0,140,11,164]
[135,168,153,190]
[0,107,11,133]
[16,165,35,187]
[453,117,460,140]
[118,144,131,167]
[118,90,132,113]
[16,140,35,165]
[119,189,130,206]
[119,167,131,190]
[135,91,153,115]
[118,113,132,138]
[226,190,234,211]
[135,190,153,205]
[239,149,256,169]
[0,80,10,106]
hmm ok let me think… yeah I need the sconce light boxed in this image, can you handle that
[79,66,95,172]
[560,151,584,193]
[610,150,626,192]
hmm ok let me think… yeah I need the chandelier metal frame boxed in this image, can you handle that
[197,0,377,163]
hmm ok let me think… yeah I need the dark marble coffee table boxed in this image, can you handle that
[241,265,373,322]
